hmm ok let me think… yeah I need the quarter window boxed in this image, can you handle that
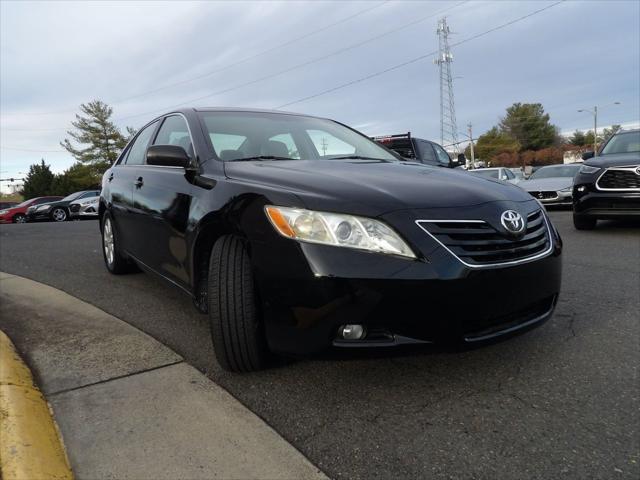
[125,121,159,165]
[154,115,193,155]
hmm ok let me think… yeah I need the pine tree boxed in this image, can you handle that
[60,100,136,175]
[20,160,55,199]
[499,103,558,151]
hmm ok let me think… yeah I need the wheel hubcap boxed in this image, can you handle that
[53,209,66,221]
[104,218,115,266]
[16,216,25,223]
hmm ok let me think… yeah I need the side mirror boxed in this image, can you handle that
[450,153,465,168]
[146,145,191,168]
[581,151,595,160]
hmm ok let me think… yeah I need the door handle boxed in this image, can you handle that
[108,173,114,182]
[134,177,144,188]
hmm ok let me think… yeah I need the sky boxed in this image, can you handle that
[1,0,639,191]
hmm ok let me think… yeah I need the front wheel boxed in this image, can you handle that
[208,235,267,372]
[101,213,135,274]
[51,207,67,222]
[12,214,26,223]
[573,214,597,230]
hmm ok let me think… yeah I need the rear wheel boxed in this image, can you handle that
[208,235,267,372]
[101,213,135,274]
[51,207,67,222]
[573,214,597,230]
[12,214,26,223]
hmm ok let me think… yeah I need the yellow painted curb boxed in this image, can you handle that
[0,330,73,480]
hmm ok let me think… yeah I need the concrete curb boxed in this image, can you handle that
[0,329,73,480]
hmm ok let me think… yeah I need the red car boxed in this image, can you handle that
[0,196,63,224]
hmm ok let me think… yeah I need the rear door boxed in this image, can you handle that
[108,121,159,253]
[129,114,195,287]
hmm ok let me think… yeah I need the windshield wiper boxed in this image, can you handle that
[226,155,293,162]
[327,155,390,161]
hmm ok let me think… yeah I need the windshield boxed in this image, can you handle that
[62,192,83,202]
[199,112,398,162]
[529,164,580,179]
[469,169,500,179]
[601,131,640,155]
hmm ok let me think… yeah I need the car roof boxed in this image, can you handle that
[189,107,312,117]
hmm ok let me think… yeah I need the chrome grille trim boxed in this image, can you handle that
[596,166,640,192]
[415,210,554,269]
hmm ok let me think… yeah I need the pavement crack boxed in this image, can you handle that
[46,360,184,397]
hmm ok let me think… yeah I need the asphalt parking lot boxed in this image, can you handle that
[1,212,638,480]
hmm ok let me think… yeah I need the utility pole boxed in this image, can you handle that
[578,102,620,157]
[467,123,474,169]
[434,18,459,153]
[320,137,328,156]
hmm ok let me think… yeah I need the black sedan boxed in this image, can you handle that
[99,108,562,372]
[573,128,640,229]
[27,190,100,222]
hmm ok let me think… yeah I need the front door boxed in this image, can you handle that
[130,115,195,288]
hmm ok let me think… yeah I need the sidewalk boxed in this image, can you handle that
[0,272,327,480]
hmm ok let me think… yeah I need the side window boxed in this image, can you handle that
[154,115,193,156]
[417,141,437,164]
[125,121,159,165]
[34,198,52,205]
[269,133,300,159]
[432,144,451,166]
[505,170,515,180]
[306,129,356,157]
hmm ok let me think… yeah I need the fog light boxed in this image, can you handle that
[577,186,586,192]
[340,324,365,340]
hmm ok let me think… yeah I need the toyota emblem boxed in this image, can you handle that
[500,210,525,234]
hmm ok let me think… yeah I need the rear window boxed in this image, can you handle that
[376,138,415,159]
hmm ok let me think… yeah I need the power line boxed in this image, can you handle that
[276,0,565,109]
[1,1,466,130]
[3,1,390,118]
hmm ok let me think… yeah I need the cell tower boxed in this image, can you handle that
[434,18,459,152]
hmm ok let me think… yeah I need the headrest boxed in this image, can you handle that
[261,140,289,158]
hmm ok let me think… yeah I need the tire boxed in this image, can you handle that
[51,207,67,222]
[12,214,26,224]
[208,235,267,372]
[101,213,135,274]
[573,213,597,230]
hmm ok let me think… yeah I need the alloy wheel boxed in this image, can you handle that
[52,208,67,222]
[103,218,115,266]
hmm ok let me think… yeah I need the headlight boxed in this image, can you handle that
[37,205,51,211]
[87,198,98,205]
[0,210,7,215]
[265,206,416,259]
[579,165,600,174]
[560,187,572,192]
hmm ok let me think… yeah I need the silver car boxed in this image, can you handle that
[69,194,99,219]
[518,164,582,206]
[468,167,520,184]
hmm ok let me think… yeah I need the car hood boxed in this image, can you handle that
[224,160,532,215]
[584,152,640,168]
[519,177,574,191]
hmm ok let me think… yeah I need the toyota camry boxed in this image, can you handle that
[99,108,562,372]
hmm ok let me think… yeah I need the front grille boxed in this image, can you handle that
[529,191,558,200]
[69,204,80,212]
[597,167,640,190]
[417,210,551,267]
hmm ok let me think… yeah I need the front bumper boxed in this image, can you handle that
[26,210,52,221]
[574,177,640,218]
[526,190,572,206]
[251,204,562,356]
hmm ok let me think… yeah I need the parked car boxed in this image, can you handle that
[0,201,19,209]
[372,132,464,168]
[468,167,520,184]
[518,164,582,207]
[509,168,526,181]
[0,196,63,224]
[27,190,100,222]
[573,128,640,229]
[69,193,100,219]
[100,108,562,372]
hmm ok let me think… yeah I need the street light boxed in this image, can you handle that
[577,102,621,157]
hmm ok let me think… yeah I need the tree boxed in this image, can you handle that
[474,127,521,161]
[20,160,54,199]
[603,124,621,141]
[569,130,587,146]
[61,100,136,175]
[50,163,101,196]
[583,130,602,149]
[499,103,558,151]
